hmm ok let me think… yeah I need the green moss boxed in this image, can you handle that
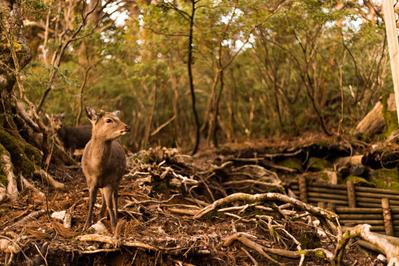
[278,158,303,172]
[369,168,399,190]
[0,129,36,177]
[0,174,7,186]
[346,175,374,187]
[314,249,326,259]
[24,142,43,165]
[307,157,330,171]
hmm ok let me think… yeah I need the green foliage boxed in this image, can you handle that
[20,0,392,149]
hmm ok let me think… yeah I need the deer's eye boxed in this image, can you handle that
[105,119,113,123]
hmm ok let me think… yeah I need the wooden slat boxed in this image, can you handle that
[347,181,356,208]
[338,214,383,220]
[382,198,394,236]
[355,186,399,195]
[357,196,399,206]
[355,191,399,200]
[308,198,347,205]
[307,192,347,200]
[340,220,383,225]
[335,207,383,213]
[307,187,348,195]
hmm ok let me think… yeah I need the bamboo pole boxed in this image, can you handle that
[307,192,347,200]
[338,214,383,220]
[298,176,307,203]
[347,181,356,208]
[383,0,399,123]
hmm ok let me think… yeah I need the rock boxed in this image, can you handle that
[51,210,66,221]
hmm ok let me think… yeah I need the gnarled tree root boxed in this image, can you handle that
[223,232,334,265]
[335,224,399,265]
[194,192,338,232]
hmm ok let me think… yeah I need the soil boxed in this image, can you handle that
[0,138,386,265]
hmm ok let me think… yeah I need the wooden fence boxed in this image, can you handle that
[289,177,399,236]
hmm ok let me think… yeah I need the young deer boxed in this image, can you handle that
[82,107,129,231]
[49,113,92,154]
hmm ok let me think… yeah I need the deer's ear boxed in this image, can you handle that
[59,113,65,120]
[112,110,121,117]
[85,107,98,123]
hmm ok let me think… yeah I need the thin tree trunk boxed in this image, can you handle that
[188,0,200,155]
[76,66,92,125]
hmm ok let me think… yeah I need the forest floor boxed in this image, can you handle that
[0,134,388,265]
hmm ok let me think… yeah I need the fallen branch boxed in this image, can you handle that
[3,210,46,232]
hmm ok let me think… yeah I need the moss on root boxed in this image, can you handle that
[0,174,7,186]
[0,128,39,177]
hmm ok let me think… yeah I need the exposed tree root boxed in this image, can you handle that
[21,176,45,200]
[194,192,338,232]
[76,234,158,251]
[35,169,65,190]
[0,150,18,201]
[223,232,334,265]
[335,224,399,265]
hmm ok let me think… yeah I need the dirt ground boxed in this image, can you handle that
[0,140,384,265]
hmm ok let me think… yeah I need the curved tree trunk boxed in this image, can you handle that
[0,0,70,202]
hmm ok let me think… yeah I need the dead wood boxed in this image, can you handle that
[3,210,46,232]
[355,93,396,138]
[336,224,399,265]
[362,142,399,169]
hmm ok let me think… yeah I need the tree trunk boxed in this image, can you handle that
[0,0,69,202]
[355,93,396,138]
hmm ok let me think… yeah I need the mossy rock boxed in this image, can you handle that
[346,175,374,187]
[369,168,399,190]
[307,157,330,171]
[278,158,303,172]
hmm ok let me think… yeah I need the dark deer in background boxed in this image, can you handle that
[82,107,129,231]
[49,113,92,155]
